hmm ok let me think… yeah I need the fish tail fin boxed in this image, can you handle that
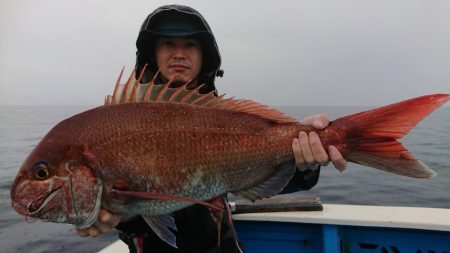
[329,94,449,178]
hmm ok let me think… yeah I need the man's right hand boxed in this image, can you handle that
[293,114,347,171]
[76,209,122,237]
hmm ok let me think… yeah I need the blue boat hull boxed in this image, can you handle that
[235,220,450,252]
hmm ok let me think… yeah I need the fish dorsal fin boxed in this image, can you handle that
[104,67,297,123]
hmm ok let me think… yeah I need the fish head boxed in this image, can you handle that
[10,132,103,228]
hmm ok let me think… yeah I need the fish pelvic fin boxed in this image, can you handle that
[104,68,297,123]
[329,94,449,178]
[143,215,178,248]
[232,162,296,201]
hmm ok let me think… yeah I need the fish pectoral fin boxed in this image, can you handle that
[111,189,223,211]
[143,215,178,248]
[232,162,296,202]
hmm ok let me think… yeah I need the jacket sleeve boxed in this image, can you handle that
[281,165,321,193]
[116,204,244,253]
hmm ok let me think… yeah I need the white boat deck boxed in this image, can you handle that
[99,240,128,253]
[233,204,450,232]
[98,204,450,252]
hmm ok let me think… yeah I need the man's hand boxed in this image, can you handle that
[292,114,347,171]
[76,209,122,237]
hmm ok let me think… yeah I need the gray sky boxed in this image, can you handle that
[1,0,449,106]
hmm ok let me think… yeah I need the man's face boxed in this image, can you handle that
[155,37,203,83]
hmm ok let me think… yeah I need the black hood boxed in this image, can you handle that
[135,5,223,92]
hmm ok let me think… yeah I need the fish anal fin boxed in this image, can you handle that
[143,215,178,248]
[232,163,296,202]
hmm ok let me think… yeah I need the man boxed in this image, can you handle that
[77,5,347,252]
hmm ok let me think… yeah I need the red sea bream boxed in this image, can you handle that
[10,69,449,246]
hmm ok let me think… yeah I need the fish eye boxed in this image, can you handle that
[31,162,51,180]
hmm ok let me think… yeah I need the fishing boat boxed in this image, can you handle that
[99,194,450,253]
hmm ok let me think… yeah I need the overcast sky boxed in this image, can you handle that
[1,0,449,106]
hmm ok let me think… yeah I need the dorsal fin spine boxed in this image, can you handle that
[202,94,226,106]
[155,82,170,101]
[179,84,204,103]
[154,75,176,101]
[142,82,154,102]
[172,80,193,102]
[150,69,160,84]
[142,70,159,102]
[120,69,135,103]
[130,82,140,102]
[190,90,216,105]
[110,66,125,105]
[240,104,264,112]
[167,85,185,102]
[137,64,148,85]
[232,100,255,111]
[130,64,147,102]
[214,97,236,109]
[225,99,246,110]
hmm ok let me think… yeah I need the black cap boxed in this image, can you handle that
[149,14,208,36]
[135,5,222,91]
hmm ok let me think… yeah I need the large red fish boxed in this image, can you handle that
[10,69,449,246]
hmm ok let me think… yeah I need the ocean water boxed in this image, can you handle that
[0,105,449,253]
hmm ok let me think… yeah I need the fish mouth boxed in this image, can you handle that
[25,185,63,218]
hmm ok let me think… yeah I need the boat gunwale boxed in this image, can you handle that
[232,204,450,232]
